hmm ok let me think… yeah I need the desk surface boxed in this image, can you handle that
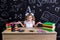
[2,28,57,40]
[2,28,57,35]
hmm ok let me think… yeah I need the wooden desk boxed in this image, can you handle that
[2,28,57,40]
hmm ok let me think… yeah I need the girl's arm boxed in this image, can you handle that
[35,22,43,27]
[33,21,37,27]
[20,22,25,27]
[17,21,25,27]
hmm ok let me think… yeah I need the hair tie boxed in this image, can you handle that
[25,13,34,16]
[31,13,34,16]
[25,13,29,16]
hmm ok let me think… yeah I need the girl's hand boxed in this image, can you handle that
[37,22,42,24]
[17,21,22,24]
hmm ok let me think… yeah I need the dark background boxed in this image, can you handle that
[0,0,60,40]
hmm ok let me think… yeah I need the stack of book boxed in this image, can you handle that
[42,22,55,32]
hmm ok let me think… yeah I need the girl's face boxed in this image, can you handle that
[27,15,33,21]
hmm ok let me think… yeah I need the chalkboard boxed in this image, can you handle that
[0,0,60,22]
[40,11,59,23]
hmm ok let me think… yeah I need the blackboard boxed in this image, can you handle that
[0,0,60,22]
[40,11,59,23]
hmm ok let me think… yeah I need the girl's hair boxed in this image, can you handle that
[25,13,35,21]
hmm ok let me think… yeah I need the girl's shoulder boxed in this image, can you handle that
[24,20,27,22]
[24,20,26,22]
[32,20,35,23]
[24,20,28,23]
[33,20,35,22]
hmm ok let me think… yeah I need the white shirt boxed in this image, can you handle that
[24,20,35,28]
